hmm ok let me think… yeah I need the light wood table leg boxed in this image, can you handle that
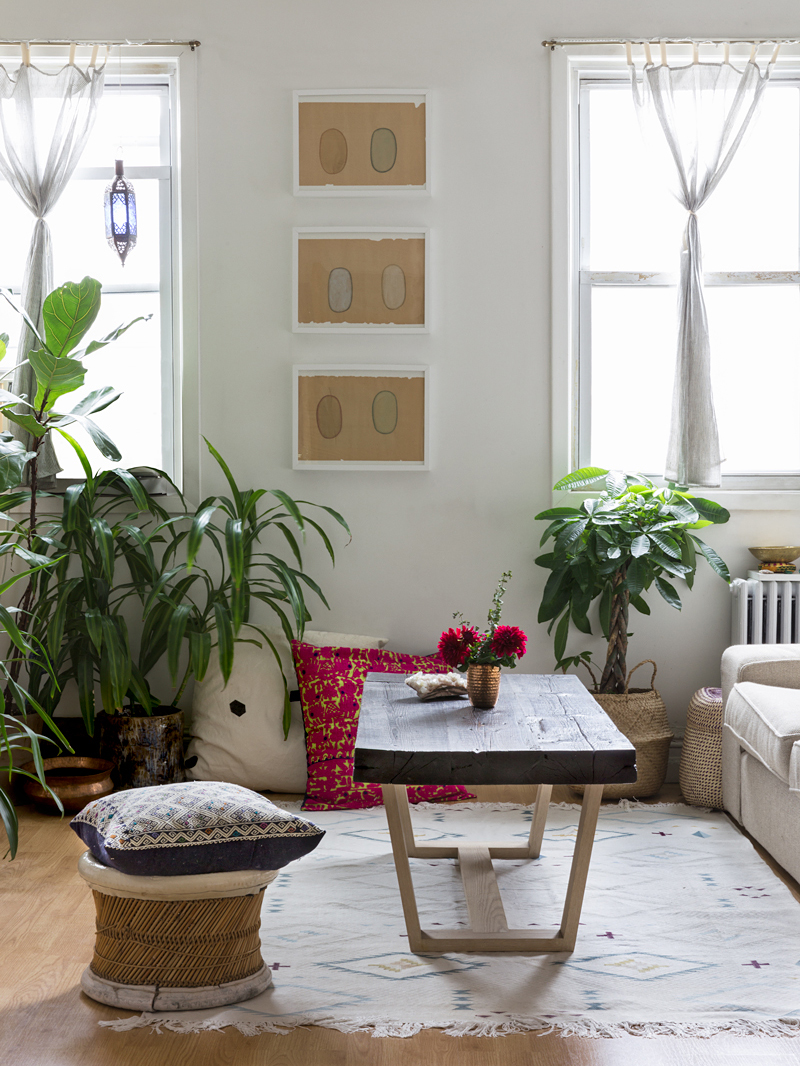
[381,782,603,954]
[527,783,553,858]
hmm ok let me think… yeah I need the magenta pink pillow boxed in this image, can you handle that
[292,642,474,810]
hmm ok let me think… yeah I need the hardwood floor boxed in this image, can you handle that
[2,785,799,1066]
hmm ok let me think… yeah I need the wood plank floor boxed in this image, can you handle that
[2,784,799,1066]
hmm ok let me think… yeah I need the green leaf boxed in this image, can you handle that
[626,558,647,596]
[65,386,121,419]
[99,616,131,711]
[41,277,101,358]
[69,414,121,461]
[689,497,730,525]
[82,315,150,356]
[552,467,608,491]
[62,481,87,532]
[167,604,192,683]
[649,531,681,558]
[0,604,30,654]
[629,593,651,615]
[225,518,244,589]
[186,505,218,572]
[534,507,582,521]
[0,788,18,858]
[189,630,212,682]
[0,437,35,492]
[296,500,351,541]
[0,289,48,352]
[630,534,651,558]
[89,517,116,583]
[554,610,571,662]
[85,608,103,653]
[655,575,682,610]
[29,349,86,411]
[214,601,235,684]
[0,333,7,362]
[3,409,48,438]
[53,428,94,485]
[691,536,731,582]
[555,518,588,553]
[205,439,243,516]
[73,647,96,736]
[269,488,305,532]
[681,534,697,589]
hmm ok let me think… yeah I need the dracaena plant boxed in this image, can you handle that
[535,468,731,694]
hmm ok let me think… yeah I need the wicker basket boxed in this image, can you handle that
[679,687,724,809]
[573,660,674,800]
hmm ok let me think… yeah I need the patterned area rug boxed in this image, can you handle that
[102,801,800,1038]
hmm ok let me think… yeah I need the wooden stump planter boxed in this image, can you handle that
[99,707,185,790]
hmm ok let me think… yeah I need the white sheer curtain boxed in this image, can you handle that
[629,44,776,486]
[0,53,104,477]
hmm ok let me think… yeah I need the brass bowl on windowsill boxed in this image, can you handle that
[748,546,800,565]
[20,757,115,812]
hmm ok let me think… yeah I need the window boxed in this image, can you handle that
[553,48,800,492]
[0,64,183,483]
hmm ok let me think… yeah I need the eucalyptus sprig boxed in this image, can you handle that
[535,468,730,693]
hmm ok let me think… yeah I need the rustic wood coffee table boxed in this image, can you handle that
[354,672,636,953]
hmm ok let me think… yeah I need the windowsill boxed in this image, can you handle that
[552,489,800,512]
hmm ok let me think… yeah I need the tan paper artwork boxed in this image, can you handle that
[297,374,425,463]
[297,238,425,326]
[298,101,426,187]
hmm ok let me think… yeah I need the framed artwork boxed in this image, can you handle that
[293,228,429,333]
[293,90,430,196]
[293,365,429,470]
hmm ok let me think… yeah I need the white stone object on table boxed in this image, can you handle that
[405,671,468,700]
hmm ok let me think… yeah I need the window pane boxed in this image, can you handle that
[52,292,163,476]
[707,285,800,471]
[588,88,685,272]
[590,287,674,473]
[588,83,800,272]
[49,178,161,287]
[78,89,164,167]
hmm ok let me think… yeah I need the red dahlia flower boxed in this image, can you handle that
[437,625,479,667]
[490,625,527,661]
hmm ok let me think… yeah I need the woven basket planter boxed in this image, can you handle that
[679,686,724,809]
[467,664,501,709]
[573,660,674,800]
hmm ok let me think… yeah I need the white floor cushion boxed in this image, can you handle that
[185,631,387,793]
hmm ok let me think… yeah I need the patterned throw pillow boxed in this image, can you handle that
[70,781,324,876]
[292,642,475,810]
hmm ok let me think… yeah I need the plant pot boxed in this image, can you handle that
[467,664,501,709]
[573,660,673,800]
[99,707,185,790]
[20,757,115,812]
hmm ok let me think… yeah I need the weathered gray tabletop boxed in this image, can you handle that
[354,672,637,954]
[354,671,637,787]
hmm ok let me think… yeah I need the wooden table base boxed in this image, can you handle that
[382,783,603,953]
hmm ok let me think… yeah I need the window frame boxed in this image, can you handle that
[0,46,199,504]
[550,45,800,508]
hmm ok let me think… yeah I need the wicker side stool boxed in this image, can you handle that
[78,850,278,1011]
[679,687,724,809]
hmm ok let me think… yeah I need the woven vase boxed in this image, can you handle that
[573,660,673,800]
[679,687,724,809]
[467,664,501,709]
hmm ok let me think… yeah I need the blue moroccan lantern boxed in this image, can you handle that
[104,159,137,266]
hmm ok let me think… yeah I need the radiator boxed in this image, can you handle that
[730,573,800,644]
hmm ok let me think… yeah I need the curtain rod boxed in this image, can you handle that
[0,38,200,50]
[542,37,798,48]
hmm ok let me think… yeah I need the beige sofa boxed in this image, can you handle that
[721,644,800,883]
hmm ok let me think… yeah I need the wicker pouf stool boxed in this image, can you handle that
[78,850,278,1010]
[679,686,724,809]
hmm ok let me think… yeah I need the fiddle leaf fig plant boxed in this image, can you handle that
[535,468,731,694]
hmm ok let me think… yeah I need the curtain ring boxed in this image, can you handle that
[68,43,76,66]
[20,42,31,67]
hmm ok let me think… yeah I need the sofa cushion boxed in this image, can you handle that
[726,681,800,783]
[292,641,475,810]
[186,630,387,793]
[70,781,325,876]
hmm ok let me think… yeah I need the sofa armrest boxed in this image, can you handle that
[721,644,800,709]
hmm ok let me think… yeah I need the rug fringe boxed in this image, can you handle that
[98,1012,800,1039]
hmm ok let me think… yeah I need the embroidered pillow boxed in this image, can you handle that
[70,781,324,876]
[292,642,474,810]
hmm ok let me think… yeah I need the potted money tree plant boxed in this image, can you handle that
[534,467,731,797]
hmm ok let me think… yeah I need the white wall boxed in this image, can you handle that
[8,0,800,748]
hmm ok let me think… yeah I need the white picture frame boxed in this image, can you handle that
[292,227,430,333]
[293,364,430,471]
[293,89,430,196]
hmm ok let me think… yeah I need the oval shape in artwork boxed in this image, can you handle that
[319,128,348,174]
[372,390,398,435]
[370,127,397,173]
[316,395,343,439]
[381,264,406,310]
[328,267,353,313]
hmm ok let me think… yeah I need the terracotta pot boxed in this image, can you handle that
[99,707,185,790]
[20,757,115,812]
[467,664,501,709]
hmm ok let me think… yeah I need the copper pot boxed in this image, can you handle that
[20,757,115,812]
